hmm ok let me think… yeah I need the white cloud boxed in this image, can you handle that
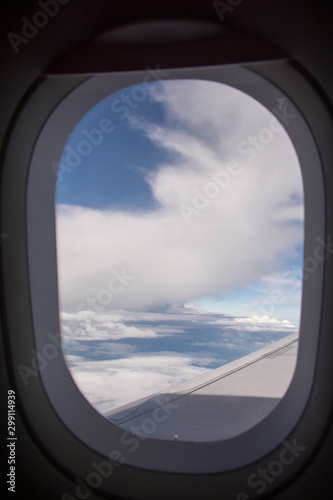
[56,79,303,314]
[61,310,159,340]
[67,354,211,413]
[213,314,297,333]
[147,79,270,151]
[56,79,304,418]
[271,203,304,222]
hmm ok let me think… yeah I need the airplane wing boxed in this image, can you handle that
[104,333,298,441]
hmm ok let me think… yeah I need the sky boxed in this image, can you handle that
[55,78,304,414]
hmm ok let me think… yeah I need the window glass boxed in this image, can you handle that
[55,79,304,427]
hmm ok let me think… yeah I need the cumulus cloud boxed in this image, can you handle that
[56,79,303,313]
[225,315,296,332]
[67,354,212,413]
[61,310,159,340]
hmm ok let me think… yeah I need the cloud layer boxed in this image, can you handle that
[56,80,303,415]
[56,79,303,313]
[61,308,298,412]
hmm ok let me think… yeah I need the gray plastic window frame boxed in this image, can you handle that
[27,62,324,473]
[25,63,324,474]
[2,61,324,486]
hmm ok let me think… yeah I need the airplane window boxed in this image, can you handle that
[54,78,304,441]
[2,12,329,497]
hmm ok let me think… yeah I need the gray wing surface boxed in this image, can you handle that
[104,333,298,441]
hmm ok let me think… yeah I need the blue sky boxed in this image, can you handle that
[55,78,304,413]
[56,82,170,212]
